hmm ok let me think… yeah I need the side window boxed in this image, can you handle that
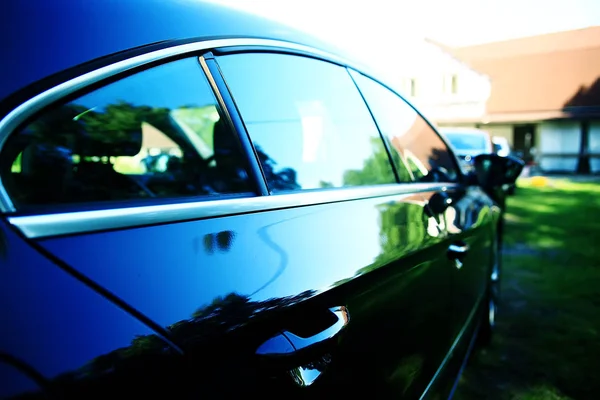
[350,71,459,183]
[2,58,252,208]
[216,53,396,192]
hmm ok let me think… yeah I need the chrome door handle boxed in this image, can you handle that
[448,242,469,269]
[284,306,349,351]
[448,243,469,255]
[256,306,350,387]
[256,306,349,356]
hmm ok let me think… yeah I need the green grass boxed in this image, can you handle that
[455,178,600,400]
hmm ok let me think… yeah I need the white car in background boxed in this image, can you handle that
[439,128,517,195]
[438,127,494,173]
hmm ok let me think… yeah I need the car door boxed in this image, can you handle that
[3,48,453,399]
[350,70,492,397]
[214,51,459,397]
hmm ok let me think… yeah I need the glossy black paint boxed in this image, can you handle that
[14,187,488,398]
[0,188,497,398]
[1,1,505,399]
[468,153,525,208]
[473,154,525,189]
[0,187,497,398]
[0,220,190,399]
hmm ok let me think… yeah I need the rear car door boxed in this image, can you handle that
[3,47,453,398]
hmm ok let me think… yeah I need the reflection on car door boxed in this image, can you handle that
[428,185,496,337]
[214,51,459,397]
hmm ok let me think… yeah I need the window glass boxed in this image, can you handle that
[217,53,396,192]
[3,58,251,208]
[350,71,459,183]
[443,131,489,153]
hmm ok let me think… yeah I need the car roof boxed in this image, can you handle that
[0,0,352,103]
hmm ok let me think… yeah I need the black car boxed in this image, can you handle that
[0,1,523,399]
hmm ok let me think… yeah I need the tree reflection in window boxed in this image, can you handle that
[2,58,252,209]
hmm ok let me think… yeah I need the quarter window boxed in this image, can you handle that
[350,71,459,183]
[2,58,252,208]
[216,53,397,192]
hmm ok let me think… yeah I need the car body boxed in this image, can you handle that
[1,1,509,399]
[439,127,494,174]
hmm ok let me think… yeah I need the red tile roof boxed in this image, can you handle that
[447,27,600,116]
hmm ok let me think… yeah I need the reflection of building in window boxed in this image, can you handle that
[141,122,181,154]
[170,105,219,159]
[300,116,324,163]
[404,149,429,179]
[297,100,328,163]
[113,121,182,174]
[110,106,220,175]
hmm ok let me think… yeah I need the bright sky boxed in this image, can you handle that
[210,0,600,88]
[211,0,600,49]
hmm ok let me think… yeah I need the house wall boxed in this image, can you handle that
[538,121,580,172]
[397,41,491,124]
[589,121,600,173]
[484,125,513,146]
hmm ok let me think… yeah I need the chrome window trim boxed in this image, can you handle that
[0,38,352,213]
[10,183,457,239]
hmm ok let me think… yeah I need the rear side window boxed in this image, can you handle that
[2,58,252,209]
[216,53,396,192]
[350,71,459,183]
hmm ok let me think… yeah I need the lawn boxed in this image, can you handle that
[455,178,600,400]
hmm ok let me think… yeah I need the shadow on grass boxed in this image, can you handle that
[454,179,600,400]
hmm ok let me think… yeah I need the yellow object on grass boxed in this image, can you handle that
[530,176,549,187]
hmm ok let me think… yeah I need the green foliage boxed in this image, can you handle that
[319,180,335,188]
[456,178,600,400]
[11,152,22,173]
[342,137,398,186]
[78,101,171,143]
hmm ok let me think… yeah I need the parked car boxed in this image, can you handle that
[438,127,494,174]
[440,128,518,196]
[0,1,523,399]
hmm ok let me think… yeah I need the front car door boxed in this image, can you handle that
[214,51,460,397]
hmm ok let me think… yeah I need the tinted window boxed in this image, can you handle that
[350,71,459,183]
[3,58,252,208]
[217,53,396,192]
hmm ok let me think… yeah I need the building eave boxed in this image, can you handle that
[435,107,600,126]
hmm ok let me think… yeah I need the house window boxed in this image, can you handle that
[451,74,458,94]
[410,78,417,97]
[443,74,458,95]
